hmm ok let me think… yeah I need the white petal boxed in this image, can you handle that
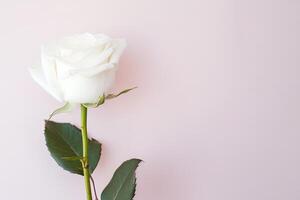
[56,46,116,78]
[94,33,111,43]
[69,63,115,77]
[70,46,114,72]
[29,64,63,102]
[41,46,59,86]
[110,39,127,64]
[61,69,116,103]
[60,33,110,50]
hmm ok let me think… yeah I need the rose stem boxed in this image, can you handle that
[81,105,93,200]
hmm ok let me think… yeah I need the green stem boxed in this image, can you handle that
[81,105,92,200]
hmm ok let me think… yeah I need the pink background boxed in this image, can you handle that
[0,0,299,199]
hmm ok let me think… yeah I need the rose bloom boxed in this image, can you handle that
[29,33,126,104]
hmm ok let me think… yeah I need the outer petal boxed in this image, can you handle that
[29,64,63,102]
[109,39,127,64]
[60,69,116,103]
[41,45,59,86]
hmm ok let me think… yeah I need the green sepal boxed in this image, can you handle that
[101,159,142,200]
[106,87,137,100]
[49,102,76,119]
[44,120,101,175]
[82,87,136,109]
[83,94,106,108]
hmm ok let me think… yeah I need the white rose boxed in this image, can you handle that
[29,33,126,104]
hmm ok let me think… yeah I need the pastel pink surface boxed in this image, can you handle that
[0,1,299,199]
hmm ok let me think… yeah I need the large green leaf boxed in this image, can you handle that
[101,159,142,200]
[44,120,101,175]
